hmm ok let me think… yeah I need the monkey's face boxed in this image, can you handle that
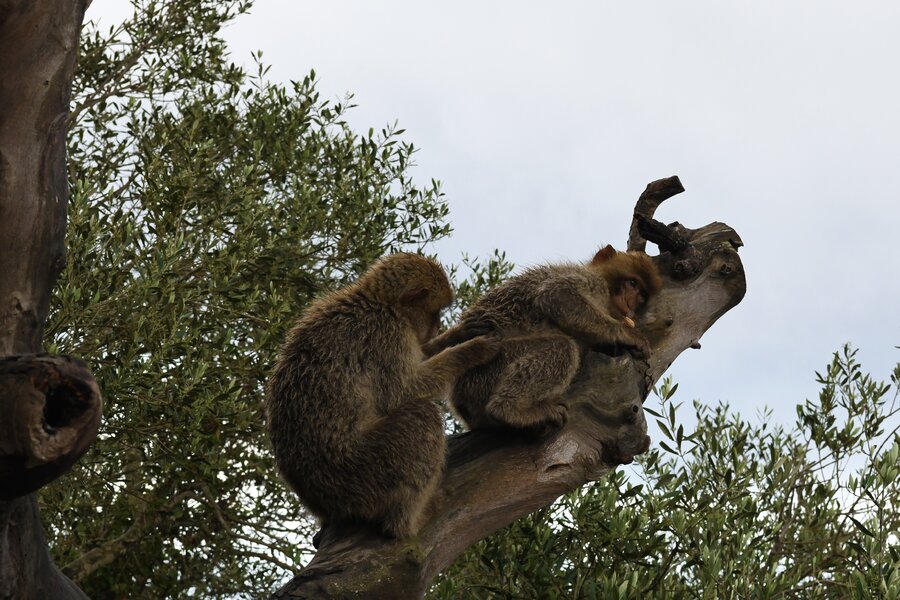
[408,282,452,345]
[401,295,445,346]
[404,307,442,347]
[610,278,647,320]
[423,310,442,344]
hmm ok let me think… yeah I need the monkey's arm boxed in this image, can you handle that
[421,318,495,358]
[411,337,499,399]
[534,277,650,356]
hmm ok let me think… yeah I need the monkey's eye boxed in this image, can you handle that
[625,278,639,289]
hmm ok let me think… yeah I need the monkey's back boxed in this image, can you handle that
[266,289,414,513]
[461,263,606,335]
[449,264,606,430]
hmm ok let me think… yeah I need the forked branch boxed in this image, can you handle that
[627,175,685,253]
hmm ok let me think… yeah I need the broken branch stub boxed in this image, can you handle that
[273,177,746,600]
[0,355,102,500]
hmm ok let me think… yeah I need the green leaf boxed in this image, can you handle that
[849,516,875,537]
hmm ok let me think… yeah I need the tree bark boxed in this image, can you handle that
[0,2,96,599]
[0,355,101,501]
[273,177,747,599]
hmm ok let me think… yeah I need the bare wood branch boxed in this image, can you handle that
[627,176,685,252]
[273,177,747,599]
[634,214,691,254]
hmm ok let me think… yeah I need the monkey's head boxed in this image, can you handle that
[359,252,454,344]
[590,245,662,324]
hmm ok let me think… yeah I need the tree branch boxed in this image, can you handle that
[627,176,685,252]
[61,489,194,582]
[273,177,747,599]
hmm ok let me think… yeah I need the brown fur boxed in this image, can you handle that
[266,253,498,537]
[423,246,661,431]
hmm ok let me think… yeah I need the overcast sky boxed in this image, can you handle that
[92,1,900,426]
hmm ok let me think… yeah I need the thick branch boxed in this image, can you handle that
[273,177,747,599]
[635,214,690,254]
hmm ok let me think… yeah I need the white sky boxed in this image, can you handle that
[90,1,900,425]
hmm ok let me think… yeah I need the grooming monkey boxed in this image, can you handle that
[423,245,662,431]
[266,253,498,538]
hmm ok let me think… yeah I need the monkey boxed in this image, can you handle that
[265,252,499,538]
[422,245,662,432]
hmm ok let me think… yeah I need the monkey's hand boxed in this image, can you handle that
[422,318,496,357]
[414,336,500,400]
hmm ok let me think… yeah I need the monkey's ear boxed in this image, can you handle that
[591,245,618,264]
[400,286,430,305]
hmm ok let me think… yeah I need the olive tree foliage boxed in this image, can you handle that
[432,345,900,599]
[40,0,454,597]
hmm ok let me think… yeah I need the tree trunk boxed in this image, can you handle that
[0,2,99,599]
[273,177,747,599]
